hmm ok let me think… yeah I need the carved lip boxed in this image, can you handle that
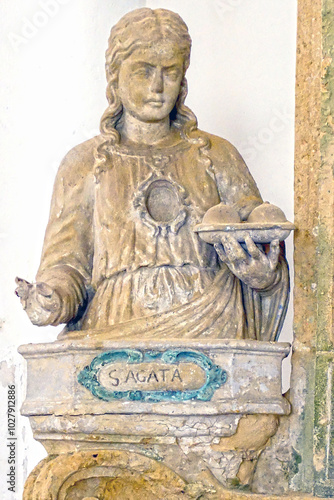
[146,99,165,107]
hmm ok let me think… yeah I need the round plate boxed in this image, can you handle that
[194,222,296,244]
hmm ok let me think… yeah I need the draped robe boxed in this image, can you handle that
[36,131,289,341]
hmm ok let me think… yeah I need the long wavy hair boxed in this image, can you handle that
[94,8,212,176]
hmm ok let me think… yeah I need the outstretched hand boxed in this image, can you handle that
[15,277,61,326]
[214,234,280,289]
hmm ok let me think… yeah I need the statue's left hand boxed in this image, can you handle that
[214,235,280,289]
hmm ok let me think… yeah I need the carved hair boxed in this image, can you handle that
[95,8,202,172]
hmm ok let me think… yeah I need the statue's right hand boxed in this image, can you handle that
[15,277,62,326]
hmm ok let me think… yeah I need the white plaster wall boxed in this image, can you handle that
[0,1,297,497]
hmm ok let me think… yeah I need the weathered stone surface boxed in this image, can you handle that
[16,6,305,498]
[19,339,290,417]
[23,450,189,499]
[23,450,324,500]
[254,0,334,498]
[16,8,291,344]
[19,338,290,494]
[292,0,334,497]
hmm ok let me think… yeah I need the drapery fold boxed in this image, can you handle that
[37,132,289,342]
[61,256,288,342]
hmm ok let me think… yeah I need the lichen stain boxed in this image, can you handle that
[314,449,326,472]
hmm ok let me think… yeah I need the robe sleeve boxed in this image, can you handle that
[207,134,290,341]
[36,141,95,326]
[206,134,263,220]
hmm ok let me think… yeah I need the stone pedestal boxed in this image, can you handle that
[19,338,290,498]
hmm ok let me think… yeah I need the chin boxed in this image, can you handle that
[137,106,174,123]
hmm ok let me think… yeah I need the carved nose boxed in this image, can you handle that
[150,70,163,93]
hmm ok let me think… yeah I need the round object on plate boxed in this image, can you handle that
[247,202,287,223]
[202,203,241,224]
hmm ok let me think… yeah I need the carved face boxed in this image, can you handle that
[117,41,184,123]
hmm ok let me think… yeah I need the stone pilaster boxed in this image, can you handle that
[292,0,334,496]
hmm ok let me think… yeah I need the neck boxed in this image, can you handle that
[120,111,172,146]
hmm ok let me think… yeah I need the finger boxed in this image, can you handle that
[15,277,31,299]
[36,282,54,298]
[244,235,262,260]
[15,286,27,299]
[214,243,227,262]
[15,277,31,286]
[268,239,280,270]
[221,235,246,262]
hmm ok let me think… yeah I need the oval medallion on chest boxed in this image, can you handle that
[145,180,181,223]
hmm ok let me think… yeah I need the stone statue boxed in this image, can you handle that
[16,7,290,342]
[17,9,295,497]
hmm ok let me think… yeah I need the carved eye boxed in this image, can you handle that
[133,66,152,79]
[164,68,181,81]
[145,180,181,223]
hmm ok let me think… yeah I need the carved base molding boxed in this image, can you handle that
[23,449,323,499]
[20,338,329,497]
[24,450,190,500]
[20,339,291,497]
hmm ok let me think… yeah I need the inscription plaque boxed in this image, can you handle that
[98,361,207,391]
[78,349,227,402]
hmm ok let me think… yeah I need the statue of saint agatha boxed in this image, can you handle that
[16,8,289,342]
